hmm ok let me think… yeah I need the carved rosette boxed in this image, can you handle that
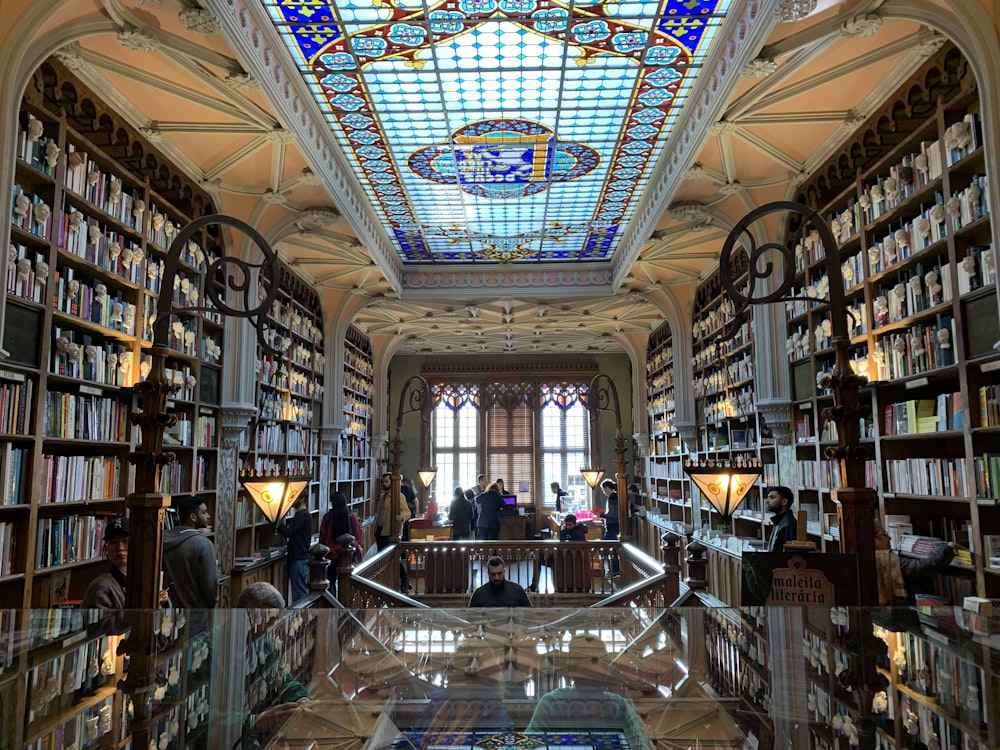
[756,399,794,445]
[224,72,257,91]
[743,58,777,78]
[840,14,883,39]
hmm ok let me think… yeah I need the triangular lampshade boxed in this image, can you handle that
[580,467,605,488]
[417,468,437,488]
[239,468,311,524]
[683,458,762,526]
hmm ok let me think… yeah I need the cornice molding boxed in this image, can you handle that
[611,0,774,288]
[400,266,614,294]
[209,0,403,293]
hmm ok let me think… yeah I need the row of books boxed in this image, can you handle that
[50,326,131,387]
[794,458,853,489]
[861,144,943,227]
[871,316,956,381]
[16,113,58,176]
[6,244,47,304]
[268,298,324,344]
[895,627,987,727]
[193,454,213,492]
[34,515,108,569]
[977,384,1000,427]
[10,186,52,239]
[63,144,144,230]
[159,462,186,494]
[0,522,13,576]
[883,458,969,498]
[899,690,988,750]
[24,639,116,730]
[0,444,28,506]
[51,265,137,336]
[0,372,33,435]
[972,454,1000,500]
[881,393,964,436]
[42,391,130,442]
[41,454,120,505]
[56,208,145,286]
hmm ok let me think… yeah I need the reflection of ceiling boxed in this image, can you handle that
[262,0,733,264]
[31,0,950,354]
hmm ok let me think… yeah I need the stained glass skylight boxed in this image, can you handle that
[263,0,733,263]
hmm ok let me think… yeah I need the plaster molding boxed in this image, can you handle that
[774,0,818,23]
[756,399,794,445]
[118,25,161,54]
[179,9,222,35]
[840,14,883,39]
[209,0,403,293]
[401,266,614,294]
[224,71,257,91]
[743,58,777,78]
[52,48,86,71]
[219,402,257,449]
[611,0,774,288]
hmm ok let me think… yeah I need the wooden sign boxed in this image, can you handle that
[741,552,859,606]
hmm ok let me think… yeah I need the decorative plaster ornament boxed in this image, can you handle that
[94,283,108,303]
[16,258,30,282]
[894,228,909,249]
[946,196,961,219]
[44,141,60,168]
[913,215,930,239]
[152,213,165,232]
[925,270,942,301]
[859,193,871,211]
[111,301,124,325]
[869,184,884,203]
[884,177,899,203]
[33,202,51,226]
[830,216,841,237]
[68,210,85,233]
[27,118,44,141]
[158,731,169,750]
[100,704,112,733]
[164,221,176,238]
[882,236,897,264]
[139,359,151,379]
[88,170,100,187]
[108,177,122,204]
[133,199,146,218]
[13,193,29,218]
[86,716,100,740]
[7,245,15,264]
[944,121,972,151]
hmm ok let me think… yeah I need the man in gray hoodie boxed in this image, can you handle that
[163,496,218,616]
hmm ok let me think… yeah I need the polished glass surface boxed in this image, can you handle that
[262,0,732,263]
[6,606,998,749]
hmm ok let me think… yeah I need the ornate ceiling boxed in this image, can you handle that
[30,0,945,355]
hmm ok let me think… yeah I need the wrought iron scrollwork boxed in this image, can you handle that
[152,214,280,355]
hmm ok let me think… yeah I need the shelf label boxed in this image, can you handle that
[905,377,929,389]
[981,360,1000,373]
[79,385,102,396]
[0,369,26,382]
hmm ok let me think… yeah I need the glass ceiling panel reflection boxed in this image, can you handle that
[263,0,731,262]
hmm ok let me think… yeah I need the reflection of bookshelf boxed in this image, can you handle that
[3,59,223,616]
[782,44,999,598]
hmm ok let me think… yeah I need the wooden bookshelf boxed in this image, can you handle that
[783,44,998,598]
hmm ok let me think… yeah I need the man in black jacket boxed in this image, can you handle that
[765,486,797,551]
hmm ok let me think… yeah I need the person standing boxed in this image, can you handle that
[82,518,129,609]
[277,494,312,603]
[550,481,569,513]
[765,486,797,552]
[319,491,363,563]
[375,472,411,591]
[163,496,218,617]
[448,486,475,540]
[474,482,504,540]
[469,556,532,607]
[400,477,417,541]
[598,479,620,540]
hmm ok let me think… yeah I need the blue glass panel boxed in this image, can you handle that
[263,0,732,262]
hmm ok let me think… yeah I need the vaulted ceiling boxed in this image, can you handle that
[32,0,947,355]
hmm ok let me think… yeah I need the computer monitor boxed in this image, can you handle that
[502,494,517,506]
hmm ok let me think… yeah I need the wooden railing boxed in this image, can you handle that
[324,536,683,607]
